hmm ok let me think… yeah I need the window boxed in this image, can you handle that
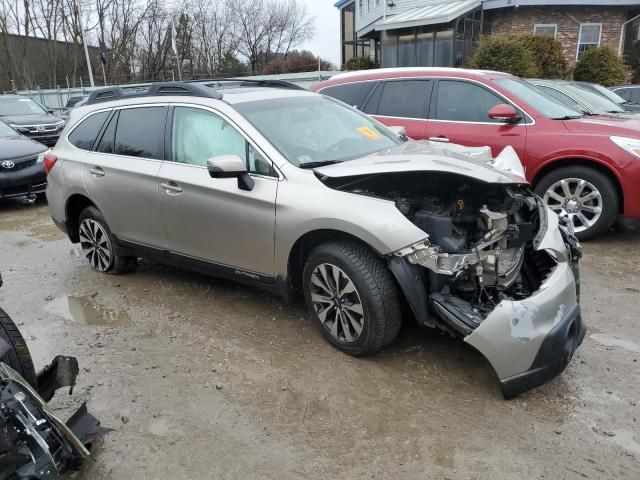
[234,96,400,167]
[577,23,601,59]
[535,85,585,113]
[375,80,431,119]
[358,0,363,16]
[367,0,371,12]
[171,107,274,176]
[0,97,47,116]
[615,87,640,104]
[435,80,505,123]
[398,32,417,67]
[320,82,376,109]
[495,79,582,119]
[534,24,557,38]
[68,111,110,151]
[95,112,117,153]
[114,107,166,159]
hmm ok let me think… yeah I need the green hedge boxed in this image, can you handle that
[573,46,628,86]
[342,57,377,71]
[470,36,539,77]
[516,35,568,79]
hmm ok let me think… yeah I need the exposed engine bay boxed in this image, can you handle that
[322,170,579,337]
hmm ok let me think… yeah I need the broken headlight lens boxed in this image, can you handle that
[610,136,640,158]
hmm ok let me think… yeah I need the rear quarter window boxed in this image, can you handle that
[320,82,375,109]
[68,111,110,151]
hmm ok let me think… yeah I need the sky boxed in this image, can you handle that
[299,0,341,66]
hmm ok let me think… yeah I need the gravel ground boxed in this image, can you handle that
[0,200,638,479]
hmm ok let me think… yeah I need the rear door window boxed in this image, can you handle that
[434,80,507,123]
[320,82,375,109]
[68,111,110,150]
[114,106,167,159]
[371,80,431,119]
[95,111,118,153]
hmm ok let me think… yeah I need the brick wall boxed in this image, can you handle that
[489,6,627,65]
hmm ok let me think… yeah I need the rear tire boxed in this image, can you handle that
[78,206,137,274]
[302,241,402,356]
[0,307,37,387]
[534,166,618,241]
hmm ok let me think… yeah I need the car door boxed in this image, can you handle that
[82,105,168,249]
[157,105,278,277]
[362,79,432,139]
[427,79,527,158]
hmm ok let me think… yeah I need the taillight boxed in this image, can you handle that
[43,153,58,174]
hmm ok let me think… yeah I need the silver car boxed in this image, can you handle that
[46,81,584,398]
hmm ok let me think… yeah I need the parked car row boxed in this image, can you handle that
[4,71,640,397]
[311,69,640,240]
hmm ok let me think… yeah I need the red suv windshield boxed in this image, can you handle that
[495,79,584,120]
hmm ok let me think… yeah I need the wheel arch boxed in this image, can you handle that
[531,158,624,213]
[285,229,384,298]
[65,194,97,243]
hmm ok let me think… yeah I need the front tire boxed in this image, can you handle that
[534,166,618,241]
[302,241,402,356]
[0,307,37,387]
[78,206,137,274]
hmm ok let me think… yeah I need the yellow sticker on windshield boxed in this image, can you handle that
[357,126,381,140]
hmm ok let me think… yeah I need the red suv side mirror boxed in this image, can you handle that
[488,104,521,123]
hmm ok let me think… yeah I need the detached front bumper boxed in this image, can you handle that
[465,261,583,398]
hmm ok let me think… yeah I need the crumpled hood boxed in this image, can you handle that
[314,141,528,185]
[0,114,62,126]
[0,135,47,160]
[562,115,640,137]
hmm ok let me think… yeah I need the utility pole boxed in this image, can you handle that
[76,1,95,87]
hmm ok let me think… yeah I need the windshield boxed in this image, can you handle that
[234,95,401,167]
[0,97,47,116]
[560,83,625,114]
[495,78,583,119]
[0,121,18,137]
[582,83,627,105]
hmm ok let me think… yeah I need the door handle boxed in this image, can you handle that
[429,136,450,143]
[160,182,182,194]
[89,167,105,177]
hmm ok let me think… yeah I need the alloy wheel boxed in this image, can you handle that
[79,219,113,272]
[309,263,364,343]
[543,178,603,234]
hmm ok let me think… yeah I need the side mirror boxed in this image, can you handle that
[488,104,521,123]
[388,125,408,140]
[207,154,255,191]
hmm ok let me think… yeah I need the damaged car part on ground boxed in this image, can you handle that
[47,82,584,398]
[0,278,109,479]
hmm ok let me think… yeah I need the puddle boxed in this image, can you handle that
[148,418,173,437]
[610,429,640,456]
[590,333,640,353]
[44,295,130,326]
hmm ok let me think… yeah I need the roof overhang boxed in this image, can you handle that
[482,0,640,10]
[375,0,481,31]
[334,0,352,9]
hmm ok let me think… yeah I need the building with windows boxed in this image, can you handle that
[335,0,640,68]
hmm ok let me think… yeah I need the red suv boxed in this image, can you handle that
[311,68,640,240]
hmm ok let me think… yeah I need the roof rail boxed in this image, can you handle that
[193,78,306,91]
[85,82,223,106]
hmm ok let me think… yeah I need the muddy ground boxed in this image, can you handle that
[0,200,638,479]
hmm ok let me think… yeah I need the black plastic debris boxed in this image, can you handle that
[0,335,110,480]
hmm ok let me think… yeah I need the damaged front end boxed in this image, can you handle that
[318,144,585,398]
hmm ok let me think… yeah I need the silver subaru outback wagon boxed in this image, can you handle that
[46,81,584,398]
